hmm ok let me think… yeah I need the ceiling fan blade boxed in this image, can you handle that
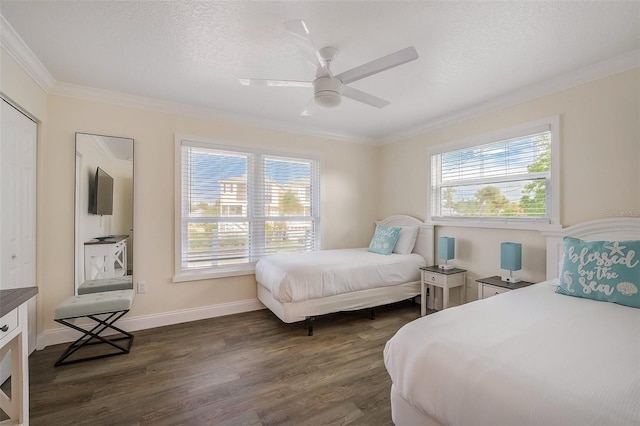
[296,46,321,71]
[284,19,312,41]
[341,85,390,108]
[300,98,317,116]
[284,19,326,68]
[336,46,419,85]
[238,78,312,88]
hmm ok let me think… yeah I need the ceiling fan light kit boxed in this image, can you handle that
[240,20,419,114]
[314,76,341,108]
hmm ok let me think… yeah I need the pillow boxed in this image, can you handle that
[556,237,640,308]
[368,224,402,255]
[392,226,420,255]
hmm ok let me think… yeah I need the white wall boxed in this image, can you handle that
[110,159,134,267]
[379,68,640,303]
[0,49,47,121]
[38,94,379,338]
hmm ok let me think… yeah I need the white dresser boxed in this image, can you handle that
[1,287,37,426]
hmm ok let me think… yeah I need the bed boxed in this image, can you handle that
[384,217,640,426]
[255,215,434,334]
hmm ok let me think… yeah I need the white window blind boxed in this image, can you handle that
[257,156,318,255]
[177,139,320,277]
[431,123,555,224]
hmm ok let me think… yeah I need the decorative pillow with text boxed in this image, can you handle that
[368,225,402,255]
[556,237,640,308]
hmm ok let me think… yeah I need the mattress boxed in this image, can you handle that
[384,280,640,426]
[255,248,425,303]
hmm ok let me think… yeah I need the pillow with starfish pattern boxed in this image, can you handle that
[556,237,640,308]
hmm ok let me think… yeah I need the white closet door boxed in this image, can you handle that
[1,99,37,355]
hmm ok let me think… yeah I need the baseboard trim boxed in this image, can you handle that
[36,298,265,350]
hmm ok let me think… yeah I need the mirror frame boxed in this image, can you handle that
[74,132,134,295]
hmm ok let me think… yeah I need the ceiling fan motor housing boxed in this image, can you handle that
[314,76,341,108]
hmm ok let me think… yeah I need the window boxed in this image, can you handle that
[429,117,559,229]
[175,137,320,280]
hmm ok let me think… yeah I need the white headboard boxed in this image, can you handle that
[376,215,434,265]
[542,218,640,280]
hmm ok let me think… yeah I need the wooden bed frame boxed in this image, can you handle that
[389,217,640,426]
[256,215,434,334]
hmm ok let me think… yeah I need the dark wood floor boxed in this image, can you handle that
[28,301,423,426]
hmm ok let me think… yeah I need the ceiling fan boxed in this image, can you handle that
[239,20,419,115]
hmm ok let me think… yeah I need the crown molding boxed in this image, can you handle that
[53,48,635,146]
[49,81,374,145]
[0,14,54,92]
[381,49,640,144]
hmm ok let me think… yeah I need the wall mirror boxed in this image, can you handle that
[75,133,134,295]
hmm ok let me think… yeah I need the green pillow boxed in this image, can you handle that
[368,225,402,255]
[556,237,640,308]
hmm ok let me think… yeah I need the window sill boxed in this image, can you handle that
[173,265,256,282]
[428,218,562,232]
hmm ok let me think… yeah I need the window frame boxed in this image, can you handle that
[427,116,561,231]
[174,135,321,282]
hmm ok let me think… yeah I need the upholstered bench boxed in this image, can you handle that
[77,276,133,295]
[53,289,135,366]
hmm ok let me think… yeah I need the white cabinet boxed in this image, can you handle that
[481,283,510,299]
[84,235,128,280]
[1,99,37,358]
[420,266,467,316]
[476,276,535,300]
[0,287,37,426]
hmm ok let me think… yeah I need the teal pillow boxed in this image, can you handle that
[368,225,402,255]
[556,237,640,308]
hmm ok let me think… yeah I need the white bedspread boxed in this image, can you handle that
[384,281,640,426]
[255,248,425,303]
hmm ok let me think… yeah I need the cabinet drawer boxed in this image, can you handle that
[423,272,445,286]
[482,284,509,299]
[0,309,19,342]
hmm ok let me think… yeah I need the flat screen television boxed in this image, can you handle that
[88,167,114,215]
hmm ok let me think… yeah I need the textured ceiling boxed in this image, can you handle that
[2,1,639,142]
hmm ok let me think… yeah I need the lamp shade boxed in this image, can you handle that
[438,237,455,260]
[500,242,522,271]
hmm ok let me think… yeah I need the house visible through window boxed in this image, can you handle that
[175,138,320,279]
[430,117,559,228]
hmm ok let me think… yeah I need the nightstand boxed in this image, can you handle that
[420,266,467,316]
[476,276,535,299]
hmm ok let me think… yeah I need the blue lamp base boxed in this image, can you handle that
[500,243,522,282]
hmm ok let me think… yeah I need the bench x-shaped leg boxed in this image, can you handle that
[53,310,134,366]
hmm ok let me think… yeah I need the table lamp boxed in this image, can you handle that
[438,237,455,270]
[501,242,522,283]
